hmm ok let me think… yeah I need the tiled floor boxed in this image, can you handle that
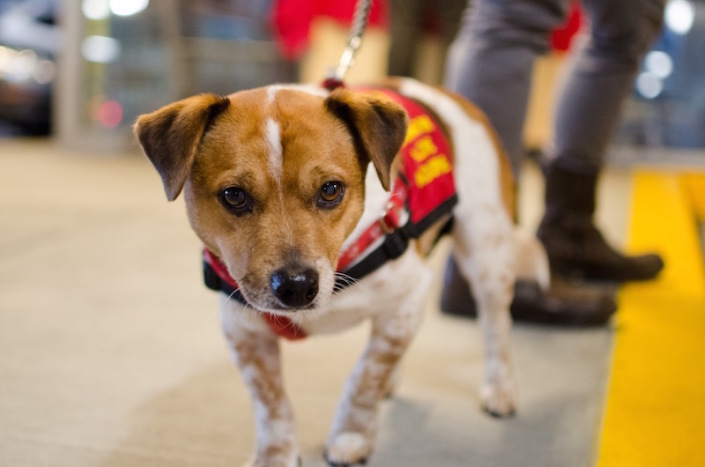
[0,139,637,466]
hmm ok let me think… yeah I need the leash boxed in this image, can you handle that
[323,0,373,90]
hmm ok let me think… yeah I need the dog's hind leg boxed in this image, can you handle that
[394,77,517,416]
[451,208,517,417]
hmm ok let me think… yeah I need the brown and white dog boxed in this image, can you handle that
[135,78,547,466]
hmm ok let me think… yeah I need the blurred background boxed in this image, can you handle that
[0,1,704,466]
[0,0,703,160]
[2,0,703,251]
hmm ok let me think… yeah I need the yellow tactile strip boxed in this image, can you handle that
[596,172,705,466]
[682,173,705,221]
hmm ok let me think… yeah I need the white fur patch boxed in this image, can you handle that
[265,118,283,184]
[267,85,278,104]
[264,84,328,187]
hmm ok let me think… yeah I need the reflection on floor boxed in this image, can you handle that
[0,139,703,466]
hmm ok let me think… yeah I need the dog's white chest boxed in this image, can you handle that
[302,247,433,335]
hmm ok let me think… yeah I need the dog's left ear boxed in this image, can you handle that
[325,89,408,190]
[134,94,231,201]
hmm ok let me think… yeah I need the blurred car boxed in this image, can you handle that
[0,0,59,134]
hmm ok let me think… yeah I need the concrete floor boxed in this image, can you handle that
[0,139,632,466]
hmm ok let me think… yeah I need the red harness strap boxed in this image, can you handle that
[202,86,457,341]
[337,180,409,271]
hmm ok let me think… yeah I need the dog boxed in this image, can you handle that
[135,77,548,466]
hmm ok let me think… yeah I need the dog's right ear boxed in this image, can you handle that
[134,94,230,201]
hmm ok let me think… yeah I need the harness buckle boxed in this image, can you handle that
[379,199,408,234]
[379,212,396,235]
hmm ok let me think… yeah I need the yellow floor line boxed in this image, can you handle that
[596,172,705,466]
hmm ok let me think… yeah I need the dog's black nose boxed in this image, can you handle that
[270,268,319,308]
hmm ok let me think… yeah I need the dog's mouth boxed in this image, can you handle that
[263,302,317,314]
[238,289,322,314]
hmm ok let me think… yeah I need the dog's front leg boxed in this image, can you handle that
[325,289,426,465]
[221,307,299,467]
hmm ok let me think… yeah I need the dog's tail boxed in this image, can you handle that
[513,226,550,291]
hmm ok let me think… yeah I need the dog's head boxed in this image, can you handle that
[135,86,407,313]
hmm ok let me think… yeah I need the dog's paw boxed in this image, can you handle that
[325,432,373,466]
[243,451,301,467]
[481,383,517,418]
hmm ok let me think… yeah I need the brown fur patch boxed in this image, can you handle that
[179,88,374,309]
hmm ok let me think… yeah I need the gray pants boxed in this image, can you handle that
[445,0,665,176]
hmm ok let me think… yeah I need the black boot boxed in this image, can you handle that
[537,163,664,282]
[440,255,617,326]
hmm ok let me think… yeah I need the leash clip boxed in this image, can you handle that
[379,200,406,234]
[331,36,361,82]
[324,0,371,84]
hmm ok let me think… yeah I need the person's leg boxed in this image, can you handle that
[439,0,468,48]
[387,0,425,77]
[445,0,570,175]
[441,0,617,325]
[538,0,666,281]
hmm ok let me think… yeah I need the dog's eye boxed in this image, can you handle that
[219,187,252,215]
[316,181,344,208]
